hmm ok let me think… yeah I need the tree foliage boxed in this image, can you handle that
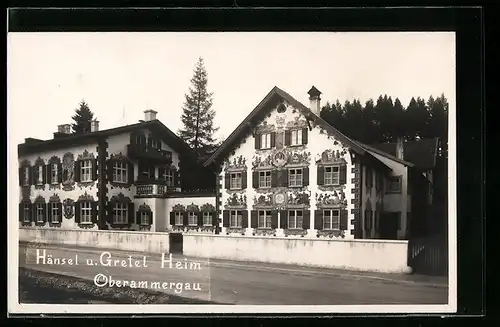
[178,57,220,156]
[71,100,95,134]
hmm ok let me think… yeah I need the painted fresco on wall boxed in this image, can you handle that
[63,198,75,219]
[287,190,311,207]
[224,155,247,171]
[62,152,76,191]
[224,193,247,209]
[315,190,347,208]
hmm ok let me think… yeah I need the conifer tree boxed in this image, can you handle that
[71,100,95,134]
[178,57,219,155]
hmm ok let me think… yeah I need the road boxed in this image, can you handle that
[19,243,448,305]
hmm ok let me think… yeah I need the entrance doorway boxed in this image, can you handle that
[379,212,399,240]
[169,233,183,254]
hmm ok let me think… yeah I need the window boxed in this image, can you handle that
[162,169,174,186]
[260,133,271,149]
[139,164,155,179]
[259,171,271,188]
[151,139,158,149]
[387,176,402,193]
[290,129,302,146]
[174,212,183,225]
[258,210,272,229]
[36,203,44,223]
[324,166,340,185]
[323,210,340,230]
[23,167,30,186]
[203,212,212,226]
[288,210,303,229]
[51,202,60,223]
[80,202,93,224]
[113,161,128,183]
[289,168,303,187]
[23,203,30,222]
[140,211,150,225]
[230,172,242,190]
[230,210,242,228]
[188,212,197,226]
[51,163,58,184]
[80,160,92,182]
[36,166,43,185]
[112,203,128,224]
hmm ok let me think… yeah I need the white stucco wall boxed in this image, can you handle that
[18,143,99,230]
[219,101,355,239]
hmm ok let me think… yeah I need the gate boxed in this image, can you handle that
[408,234,448,276]
[169,233,183,255]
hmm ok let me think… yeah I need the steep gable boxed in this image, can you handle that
[368,138,439,170]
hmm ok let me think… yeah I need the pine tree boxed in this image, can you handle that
[71,100,95,134]
[178,57,219,155]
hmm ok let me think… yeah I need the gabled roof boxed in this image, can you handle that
[367,138,440,170]
[203,86,388,171]
[355,141,415,168]
[18,119,194,157]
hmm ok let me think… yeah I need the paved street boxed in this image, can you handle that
[19,243,448,305]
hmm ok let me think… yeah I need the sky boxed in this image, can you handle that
[7,32,455,147]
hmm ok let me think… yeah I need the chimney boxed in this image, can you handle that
[307,86,322,116]
[144,109,158,122]
[54,124,72,138]
[396,137,405,160]
[91,120,99,132]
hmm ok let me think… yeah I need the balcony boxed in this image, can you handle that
[127,144,173,163]
[135,179,179,198]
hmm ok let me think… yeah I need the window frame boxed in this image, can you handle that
[258,170,271,188]
[51,163,58,184]
[140,211,150,226]
[188,212,198,226]
[229,172,242,190]
[79,201,93,224]
[112,202,128,225]
[260,133,272,149]
[80,159,93,183]
[288,210,303,229]
[112,161,128,183]
[324,166,340,186]
[203,212,212,226]
[258,210,272,229]
[323,209,340,230]
[162,169,174,187]
[290,129,303,146]
[288,168,303,187]
[36,203,45,223]
[387,176,402,193]
[229,210,243,228]
[174,212,183,226]
[23,203,31,222]
[36,165,44,185]
[51,202,60,223]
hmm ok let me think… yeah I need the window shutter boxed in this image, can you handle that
[270,132,276,148]
[183,211,189,226]
[149,211,154,225]
[30,166,36,185]
[280,210,287,229]
[252,171,259,189]
[224,173,230,189]
[174,170,181,187]
[241,210,248,228]
[211,212,218,226]
[147,135,153,148]
[42,203,47,223]
[241,171,247,189]
[158,167,165,180]
[302,128,308,145]
[47,203,52,222]
[280,169,289,187]
[46,164,52,184]
[303,167,309,186]
[314,210,323,230]
[92,201,99,224]
[317,166,324,185]
[340,209,348,230]
[271,170,278,187]
[57,163,62,184]
[127,203,134,225]
[72,202,80,224]
[91,159,98,181]
[285,130,291,146]
[106,202,114,224]
[303,209,311,230]
[26,167,32,185]
[18,167,23,186]
[197,213,203,226]
[136,211,141,225]
[128,162,135,184]
[74,161,81,182]
[42,164,47,185]
[339,165,347,185]
[271,211,278,229]
[222,210,229,227]
[169,212,175,226]
[31,203,36,222]
[254,134,261,149]
[107,159,114,182]
[18,203,23,222]
[57,203,63,222]
[250,210,258,228]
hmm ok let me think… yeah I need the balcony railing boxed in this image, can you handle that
[136,184,168,197]
[127,144,173,163]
